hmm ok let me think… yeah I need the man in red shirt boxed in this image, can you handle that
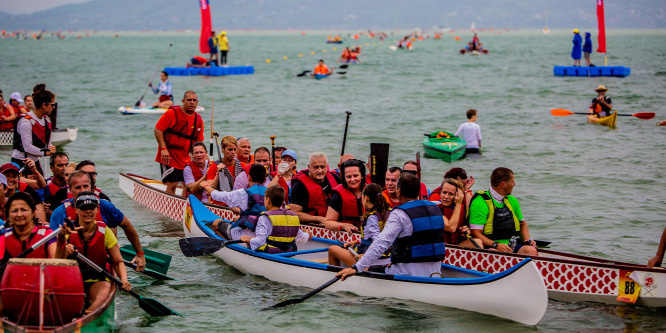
[154,90,204,194]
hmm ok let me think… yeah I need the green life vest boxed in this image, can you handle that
[470,191,520,240]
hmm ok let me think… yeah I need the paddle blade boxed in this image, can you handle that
[134,100,141,107]
[138,296,181,316]
[339,64,349,69]
[179,237,225,257]
[120,245,172,275]
[632,112,655,120]
[261,298,301,311]
[550,109,574,117]
[535,240,551,248]
[335,71,347,75]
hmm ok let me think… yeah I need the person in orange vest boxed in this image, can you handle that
[313,59,332,76]
[0,93,16,131]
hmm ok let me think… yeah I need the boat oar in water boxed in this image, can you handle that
[123,261,177,281]
[261,276,341,310]
[135,43,173,107]
[120,245,172,276]
[550,108,655,119]
[296,70,311,77]
[178,237,245,257]
[75,252,180,317]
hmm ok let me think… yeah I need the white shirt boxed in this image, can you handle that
[233,171,272,190]
[355,207,441,277]
[183,160,210,203]
[210,188,249,210]
[249,214,310,251]
[12,111,52,161]
[454,122,482,149]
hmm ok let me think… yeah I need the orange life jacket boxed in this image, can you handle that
[163,106,202,151]
[314,64,329,75]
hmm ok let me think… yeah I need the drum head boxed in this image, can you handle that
[8,258,78,266]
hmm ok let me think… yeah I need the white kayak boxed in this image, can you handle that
[117,106,205,115]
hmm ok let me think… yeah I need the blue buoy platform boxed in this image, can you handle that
[553,66,630,77]
[164,65,254,77]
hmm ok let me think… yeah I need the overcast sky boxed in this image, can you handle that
[0,0,90,15]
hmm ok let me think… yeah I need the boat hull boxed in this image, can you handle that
[587,111,617,128]
[1,128,77,148]
[120,172,666,307]
[422,131,466,162]
[117,106,205,115]
[183,195,548,325]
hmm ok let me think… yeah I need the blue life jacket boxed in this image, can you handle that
[235,184,267,231]
[391,200,446,264]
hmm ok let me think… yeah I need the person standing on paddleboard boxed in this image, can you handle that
[149,71,173,109]
[589,85,612,118]
[154,90,204,195]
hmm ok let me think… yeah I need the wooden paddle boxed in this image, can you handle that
[261,276,341,310]
[135,43,173,107]
[212,132,232,192]
[550,108,655,120]
[74,252,179,317]
[178,237,245,257]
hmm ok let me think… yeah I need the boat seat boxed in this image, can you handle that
[308,258,329,264]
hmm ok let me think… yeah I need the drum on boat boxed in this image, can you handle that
[1,258,85,326]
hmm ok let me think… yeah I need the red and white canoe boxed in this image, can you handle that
[119,172,666,307]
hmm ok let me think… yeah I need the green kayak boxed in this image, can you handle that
[422,131,467,163]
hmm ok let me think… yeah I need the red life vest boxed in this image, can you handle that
[381,189,401,208]
[12,113,51,153]
[16,181,29,193]
[332,184,363,228]
[68,221,108,281]
[3,225,53,259]
[292,171,338,217]
[163,106,202,151]
[65,187,102,200]
[63,199,103,223]
[0,103,14,131]
[185,160,208,200]
[428,186,442,202]
[46,177,67,198]
[439,202,467,245]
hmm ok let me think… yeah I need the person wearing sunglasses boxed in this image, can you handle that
[11,83,57,176]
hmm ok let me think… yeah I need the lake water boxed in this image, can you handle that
[1,29,665,332]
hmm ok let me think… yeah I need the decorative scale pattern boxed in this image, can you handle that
[132,183,235,221]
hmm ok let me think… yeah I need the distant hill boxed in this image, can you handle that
[1,0,664,31]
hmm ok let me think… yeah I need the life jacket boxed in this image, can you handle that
[391,200,446,264]
[193,56,208,64]
[13,113,51,154]
[63,199,104,223]
[257,209,300,254]
[0,104,14,131]
[357,211,389,256]
[185,160,209,200]
[331,184,363,228]
[67,220,109,281]
[45,177,67,201]
[16,181,29,193]
[438,202,467,245]
[292,171,338,217]
[381,189,401,208]
[470,191,520,241]
[234,184,268,231]
[314,64,329,75]
[163,106,202,151]
[3,225,52,259]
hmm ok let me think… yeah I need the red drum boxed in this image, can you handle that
[1,258,85,326]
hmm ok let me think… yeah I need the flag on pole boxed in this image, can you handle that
[199,0,212,54]
[596,0,606,53]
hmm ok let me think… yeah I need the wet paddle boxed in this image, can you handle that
[296,70,311,77]
[74,252,179,316]
[261,276,341,310]
[550,108,655,120]
[135,43,173,107]
[120,245,172,275]
[178,237,244,257]
[340,111,352,156]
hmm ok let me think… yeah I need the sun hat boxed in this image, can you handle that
[594,85,608,92]
[573,28,579,34]
[9,92,23,103]
[281,149,297,161]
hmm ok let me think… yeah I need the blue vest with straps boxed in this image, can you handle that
[391,200,446,264]
[235,184,267,231]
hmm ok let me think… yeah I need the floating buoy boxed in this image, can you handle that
[266,59,271,63]
[310,51,315,55]
[353,34,359,39]
[332,47,337,51]
[298,54,303,57]
[322,49,327,53]
[283,56,288,60]
[454,36,461,41]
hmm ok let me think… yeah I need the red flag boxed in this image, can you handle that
[199,0,212,54]
[596,0,606,53]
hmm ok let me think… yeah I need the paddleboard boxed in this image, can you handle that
[118,106,205,115]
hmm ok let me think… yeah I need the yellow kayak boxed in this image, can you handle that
[587,111,617,128]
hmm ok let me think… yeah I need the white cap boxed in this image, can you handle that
[9,92,23,103]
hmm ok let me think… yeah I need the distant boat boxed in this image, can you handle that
[542,12,550,34]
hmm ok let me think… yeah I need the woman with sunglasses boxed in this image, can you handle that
[11,83,56,176]
[325,159,366,233]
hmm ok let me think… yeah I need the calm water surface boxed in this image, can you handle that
[1,29,665,332]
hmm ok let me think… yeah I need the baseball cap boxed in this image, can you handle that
[10,92,23,103]
[281,149,297,161]
[0,162,20,174]
[75,193,99,209]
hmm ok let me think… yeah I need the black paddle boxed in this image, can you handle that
[340,111,352,156]
[74,252,179,316]
[178,237,245,257]
[261,276,341,310]
[135,43,173,107]
[270,135,277,171]
[296,70,311,77]
[370,143,390,187]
